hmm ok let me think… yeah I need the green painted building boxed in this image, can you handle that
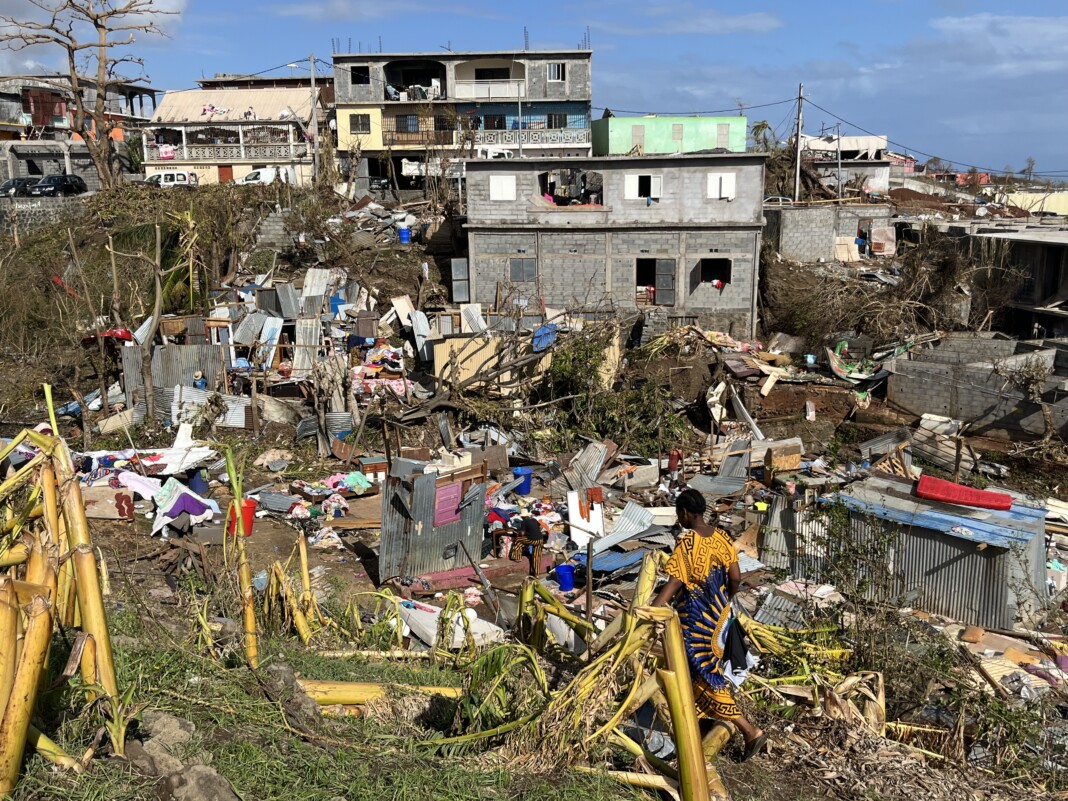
[591,115,747,156]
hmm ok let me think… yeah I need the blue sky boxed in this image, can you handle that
[4,0,1067,177]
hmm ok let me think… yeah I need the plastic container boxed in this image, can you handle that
[555,564,576,592]
[188,469,209,497]
[512,466,534,495]
[398,226,411,245]
[227,498,257,537]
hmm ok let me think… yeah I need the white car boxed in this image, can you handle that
[146,171,199,189]
[237,167,296,186]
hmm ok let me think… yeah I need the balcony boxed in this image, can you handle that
[453,80,527,100]
[145,141,309,162]
[472,128,590,147]
[382,129,455,147]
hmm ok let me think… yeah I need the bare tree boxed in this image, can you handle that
[0,1,175,189]
[1021,157,1037,183]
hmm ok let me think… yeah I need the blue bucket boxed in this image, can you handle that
[398,226,411,244]
[555,564,575,592]
[512,466,534,495]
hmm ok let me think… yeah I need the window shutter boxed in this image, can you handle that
[650,175,663,199]
[489,175,516,201]
[624,174,639,200]
[720,172,736,200]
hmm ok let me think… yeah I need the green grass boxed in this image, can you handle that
[13,633,648,801]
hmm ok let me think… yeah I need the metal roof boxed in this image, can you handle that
[837,475,1046,549]
[592,501,655,554]
[150,87,317,125]
[574,548,648,574]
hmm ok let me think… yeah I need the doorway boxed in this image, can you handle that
[218,165,234,182]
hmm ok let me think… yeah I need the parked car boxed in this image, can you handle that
[26,175,89,197]
[0,178,37,198]
[145,170,199,189]
[237,166,296,186]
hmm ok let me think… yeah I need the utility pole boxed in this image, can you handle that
[793,82,804,203]
[835,121,842,200]
[310,51,319,182]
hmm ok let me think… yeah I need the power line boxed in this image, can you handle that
[804,97,1068,180]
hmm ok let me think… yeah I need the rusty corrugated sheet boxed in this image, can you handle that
[378,471,487,581]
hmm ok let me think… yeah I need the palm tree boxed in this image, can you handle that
[749,120,774,152]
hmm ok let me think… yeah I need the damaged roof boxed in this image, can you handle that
[149,87,318,125]
[837,475,1046,549]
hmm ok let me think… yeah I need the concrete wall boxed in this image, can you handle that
[0,195,86,236]
[465,154,765,336]
[763,204,893,262]
[0,142,103,191]
[811,161,891,194]
[467,227,760,336]
[333,52,592,105]
[591,116,747,156]
[466,154,765,227]
[887,346,1068,439]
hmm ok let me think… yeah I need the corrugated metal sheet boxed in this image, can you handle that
[574,548,648,574]
[259,491,301,513]
[858,428,911,459]
[687,474,747,497]
[295,416,318,440]
[563,443,609,492]
[411,311,431,362]
[292,317,321,378]
[301,267,332,299]
[132,316,154,345]
[276,282,300,319]
[121,345,225,407]
[150,86,315,125]
[256,289,281,316]
[171,385,250,429]
[461,305,488,334]
[719,438,751,478]
[257,317,284,367]
[759,480,1047,629]
[378,472,487,580]
[325,412,353,434]
[755,593,810,629]
[233,311,267,346]
[593,502,655,554]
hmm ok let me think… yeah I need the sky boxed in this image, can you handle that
[2,0,1067,178]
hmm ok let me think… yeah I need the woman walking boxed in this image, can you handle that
[652,489,767,759]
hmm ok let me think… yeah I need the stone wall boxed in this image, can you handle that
[764,204,893,262]
[0,196,87,237]
[254,209,292,250]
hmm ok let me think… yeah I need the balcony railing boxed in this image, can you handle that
[382,129,455,147]
[453,80,527,100]
[145,142,309,162]
[472,128,590,147]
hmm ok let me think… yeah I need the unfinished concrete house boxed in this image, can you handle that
[463,152,767,337]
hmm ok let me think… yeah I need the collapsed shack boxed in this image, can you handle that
[762,474,1047,630]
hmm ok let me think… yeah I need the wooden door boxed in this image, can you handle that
[218,165,234,183]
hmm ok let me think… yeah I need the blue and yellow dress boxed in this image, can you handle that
[663,527,741,721]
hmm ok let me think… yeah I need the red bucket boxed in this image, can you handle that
[227,499,257,537]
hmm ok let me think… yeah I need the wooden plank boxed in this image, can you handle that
[760,374,779,397]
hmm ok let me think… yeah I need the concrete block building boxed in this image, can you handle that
[464,152,767,336]
[591,115,747,156]
[332,49,592,192]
